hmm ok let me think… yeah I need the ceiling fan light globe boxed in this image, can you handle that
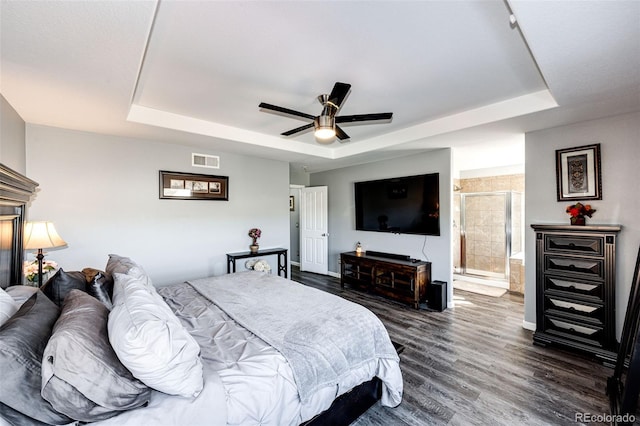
[313,115,336,143]
[314,128,336,142]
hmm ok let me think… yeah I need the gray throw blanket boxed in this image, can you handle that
[188,272,399,403]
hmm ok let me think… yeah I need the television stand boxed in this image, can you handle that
[340,251,431,309]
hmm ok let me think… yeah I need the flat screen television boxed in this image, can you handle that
[355,173,440,236]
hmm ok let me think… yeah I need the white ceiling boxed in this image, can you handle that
[1,1,639,173]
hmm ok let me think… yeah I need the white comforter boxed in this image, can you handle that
[95,275,403,426]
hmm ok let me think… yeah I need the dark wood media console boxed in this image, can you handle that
[340,251,431,309]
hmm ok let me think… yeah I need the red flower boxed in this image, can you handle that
[565,202,596,218]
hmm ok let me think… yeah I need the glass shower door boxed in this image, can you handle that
[460,192,510,280]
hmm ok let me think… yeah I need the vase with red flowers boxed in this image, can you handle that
[566,202,596,226]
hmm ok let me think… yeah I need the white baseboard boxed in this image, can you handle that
[291,261,300,267]
[522,320,536,331]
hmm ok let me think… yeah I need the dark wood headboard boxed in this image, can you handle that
[0,163,38,288]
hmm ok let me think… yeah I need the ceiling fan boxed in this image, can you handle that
[259,82,393,144]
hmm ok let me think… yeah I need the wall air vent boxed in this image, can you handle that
[192,153,220,169]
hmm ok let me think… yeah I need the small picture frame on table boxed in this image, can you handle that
[555,143,602,201]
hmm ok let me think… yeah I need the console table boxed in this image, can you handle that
[226,248,288,278]
[340,251,431,309]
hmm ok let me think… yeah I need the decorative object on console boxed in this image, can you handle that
[244,259,271,272]
[23,221,68,287]
[565,202,596,226]
[248,227,261,253]
[355,241,363,255]
[556,143,602,201]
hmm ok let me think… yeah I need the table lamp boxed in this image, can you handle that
[24,221,67,287]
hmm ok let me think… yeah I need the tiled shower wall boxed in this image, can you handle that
[453,174,525,290]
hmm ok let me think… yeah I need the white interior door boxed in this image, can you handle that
[300,186,328,274]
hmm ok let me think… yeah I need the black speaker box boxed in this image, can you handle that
[427,280,447,312]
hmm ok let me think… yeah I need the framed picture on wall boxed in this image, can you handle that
[289,195,295,211]
[159,170,229,200]
[555,143,602,201]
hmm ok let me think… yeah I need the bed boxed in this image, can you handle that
[1,257,402,426]
[0,164,403,426]
[0,166,403,426]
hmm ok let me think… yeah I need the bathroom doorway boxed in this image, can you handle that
[458,191,523,282]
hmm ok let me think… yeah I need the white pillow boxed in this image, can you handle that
[108,273,203,398]
[0,287,18,327]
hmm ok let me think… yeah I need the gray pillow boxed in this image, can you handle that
[40,268,87,307]
[0,291,71,425]
[105,254,140,277]
[41,289,150,422]
[5,285,39,307]
[0,401,52,426]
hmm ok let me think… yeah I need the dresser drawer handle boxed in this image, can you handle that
[570,328,576,333]
[569,243,576,247]
[569,264,576,269]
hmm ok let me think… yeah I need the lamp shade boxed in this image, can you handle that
[24,222,67,250]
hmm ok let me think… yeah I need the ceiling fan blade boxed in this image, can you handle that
[282,122,314,137]
[259,102,315,121]
[336,112,393,124]
[335,125,350,141]
[328,82,351,109]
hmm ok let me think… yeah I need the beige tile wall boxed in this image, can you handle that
[453,174,525,290]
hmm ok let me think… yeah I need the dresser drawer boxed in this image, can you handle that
[544,315,603,347]
[544,255,603,280]
[544,295,603,324]
[544,234,604,256]
[544,275,604,300]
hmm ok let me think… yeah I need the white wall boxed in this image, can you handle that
[310,148,454,306]
[1,94,26,173]
[25,124,291,286]
[525,111,640,338]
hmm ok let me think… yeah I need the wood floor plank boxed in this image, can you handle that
[291,266,616,425]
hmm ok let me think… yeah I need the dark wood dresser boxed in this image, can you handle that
[340,251,431,309]
[531,224,621,363]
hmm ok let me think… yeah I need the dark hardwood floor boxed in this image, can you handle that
[291,266,613,426]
